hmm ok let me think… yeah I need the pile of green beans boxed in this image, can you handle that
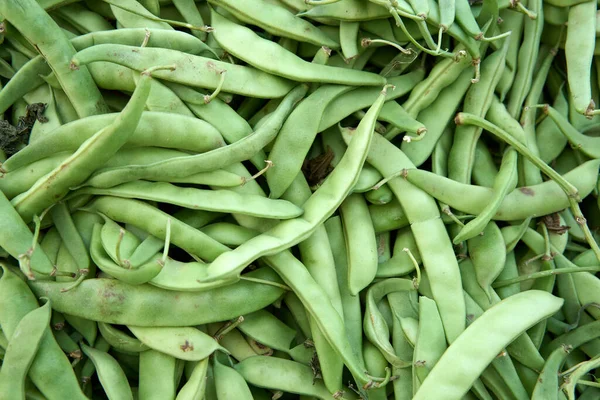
[3,0,600,399]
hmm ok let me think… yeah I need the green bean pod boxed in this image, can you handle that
[28,267,286,326]
[565,0,597,115]
[81,343,133,400]
[0,301,51,399]
[128,326,226,361]
[11,70,154,222]
[85,84,308,188]
[413,291,563,400]
[210,10,385,86]
[202,85,388,282]
[403,159,600,220]
[0,265,87,399]
[71,44,296,98]
[0,0,108,117]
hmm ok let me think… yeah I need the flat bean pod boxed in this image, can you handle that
[413,291,563,400]
[128,326,226,361]
[10,71,153,222]
[210,0,339,48]
[201,86,387,282]
[83,196,230,262]
[1,112,225,173]
[0,0,108,118]
[81,343,133,400]
[0,301,51,399]
[71,44,296,98]
[27,267,286,326]
[403,159,600,220]
[210,10,386,86]
[85,84,308,189]
[74,181,304,219]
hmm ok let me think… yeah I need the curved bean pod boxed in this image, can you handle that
[0,265,87,399]
[235,356,346,399]
[210,10,385,86]
[128,326,226,361]
[11,71,154,221]
[97,322,149,353]
[342,130,465,343]
[565,1,597,115]
[2,112,225,173]
[0,191,55,277]
[84,84,308,188]
[413,291,563,400]
[201,86,388,282]
[0,301,51,399]
[91,224,163,285]
[210,0,339,48]
[81,343,133,400]
[266,84,352,198]
[83,196,230,261]
[403,159,600,220]
[0,0,108,117]
[139,349,177,400]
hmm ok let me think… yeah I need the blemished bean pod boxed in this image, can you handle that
[413,291,563,400]
[27,267,286,326]
[70,43,296,98]
[210,10,386,86]
[402,158,600,220]
[128,325,226,361]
